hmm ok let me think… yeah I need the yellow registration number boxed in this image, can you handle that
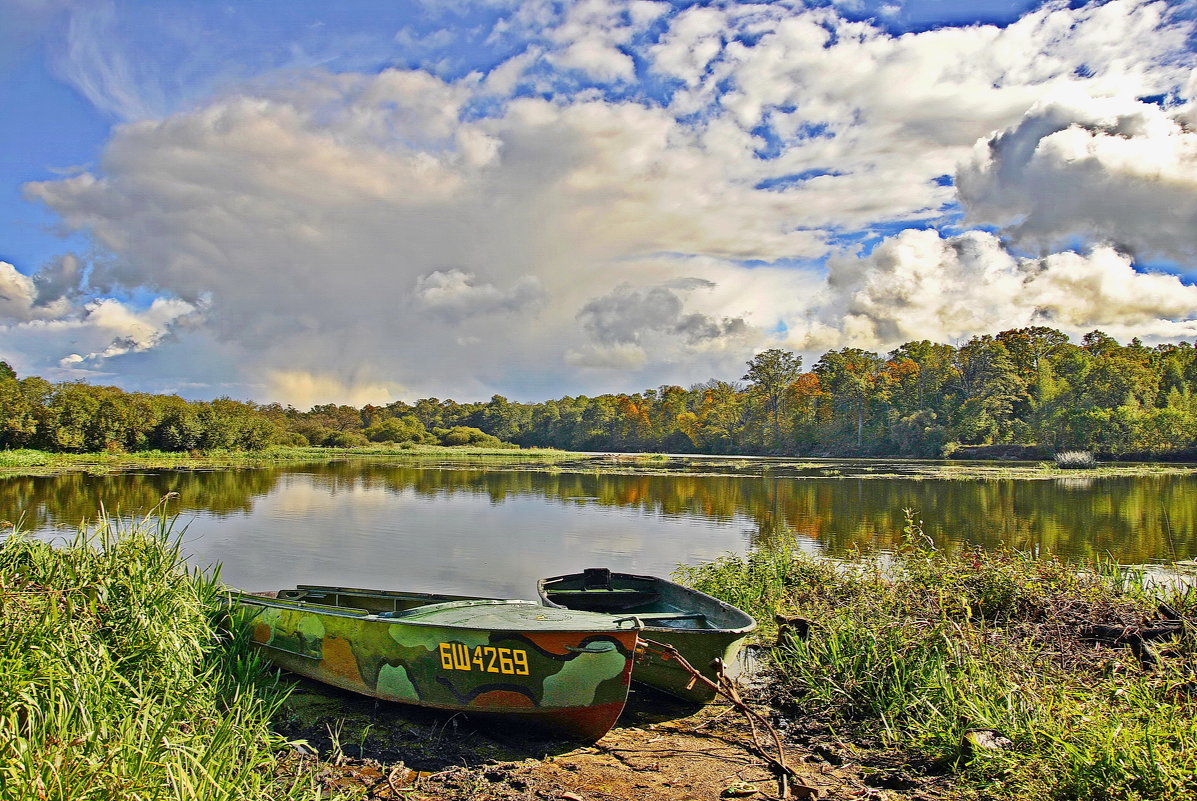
[439,643,530,675]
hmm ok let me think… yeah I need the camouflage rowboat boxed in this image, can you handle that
[232,584,640,741]
[537,569,755,704]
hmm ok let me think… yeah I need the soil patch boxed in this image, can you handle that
[273,678,949,801]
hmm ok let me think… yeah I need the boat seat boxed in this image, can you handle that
[376,599,531,619]
[583,567,613,589]
[547,588,662,612]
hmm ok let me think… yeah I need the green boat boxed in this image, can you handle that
[537,569,756,704]
[231,584,640,741]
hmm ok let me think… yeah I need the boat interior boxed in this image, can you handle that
[540,568,734,630]
[256,585,496,615]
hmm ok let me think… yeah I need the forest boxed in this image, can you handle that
[2,326,1196,458]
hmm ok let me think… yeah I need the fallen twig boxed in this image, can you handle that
[639,637,819,799]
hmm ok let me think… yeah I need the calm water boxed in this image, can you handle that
[2,457,1195,598]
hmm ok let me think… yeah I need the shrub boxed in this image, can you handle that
[322,431,369,448]
[435,426,507,447]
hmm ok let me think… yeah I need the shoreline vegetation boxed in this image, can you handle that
[1,445,1196,481]
[0,515,322,801]
[680,518,1197,800]
[0,444,572,474]
[5,515,1197,800]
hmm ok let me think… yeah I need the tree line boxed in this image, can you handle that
[3,326,1196,457]
[0,361,504,453]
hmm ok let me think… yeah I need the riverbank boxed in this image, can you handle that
[2,445,1195,481]
[0,515,866,801]
[679,519,1197,800]
[6,515,1195,800]
[0,516,323,801]
[0,445,578,475]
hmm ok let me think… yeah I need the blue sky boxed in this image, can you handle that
[2,0,1197,405]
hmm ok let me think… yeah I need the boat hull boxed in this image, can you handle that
[538,569,756,704]
[630,627,749,704]
[234,594,638,741]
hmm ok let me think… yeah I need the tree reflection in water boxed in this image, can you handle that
[3,459,1193,567]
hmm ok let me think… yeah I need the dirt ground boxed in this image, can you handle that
[273,672,951,801]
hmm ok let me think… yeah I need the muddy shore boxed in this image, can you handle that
[276,671,947,801]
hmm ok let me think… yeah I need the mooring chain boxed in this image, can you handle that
[637,637,814,800]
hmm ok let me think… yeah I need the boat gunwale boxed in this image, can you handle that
[537,570,757,635]
[293,583,498,603]
[231,591,644,633]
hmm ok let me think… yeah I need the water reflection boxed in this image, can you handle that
[2,460,1194,595]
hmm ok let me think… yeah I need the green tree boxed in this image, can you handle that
[814,348,884,448]
[38,383,101,452]
[743,349,802,448]
[481,395,531,442]
[886,341,957,415]
[952,336,1025,444]
[0,375,38,448]
[156,399,203,451]
[88,389,133,451]
[364,415,429,444]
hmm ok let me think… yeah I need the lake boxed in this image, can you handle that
[2,456,1194,598]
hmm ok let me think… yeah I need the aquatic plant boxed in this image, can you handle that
[1054,449,1100,469]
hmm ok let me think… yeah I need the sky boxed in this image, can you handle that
[3,0,1197,407]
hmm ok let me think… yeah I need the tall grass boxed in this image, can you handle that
[677,516,1197,800]
[0,512,319,801]
[1054,450,1100,469]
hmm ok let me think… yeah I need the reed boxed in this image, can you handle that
[0,511,320,801]
[678,515,1197,800]
[1054,450,1100,469]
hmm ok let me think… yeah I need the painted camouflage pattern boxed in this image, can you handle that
[537,570,756,704]
[232,595,638,741]
[632,627,750,704]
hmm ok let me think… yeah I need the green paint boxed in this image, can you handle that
[388,622,488,652]
[376,663,420,701]
[296,613,325,640]
[541,648,628,708]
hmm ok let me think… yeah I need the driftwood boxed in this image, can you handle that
[1159,603,1183,622]
[774,615,819,648]
[1081,610,1187,669]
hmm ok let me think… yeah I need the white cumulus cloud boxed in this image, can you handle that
[795,229,1197,353]
[959,92,1197,261]
[11,0,1197,402]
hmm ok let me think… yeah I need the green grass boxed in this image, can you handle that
[0,512,322,801]
[677,515,1197,800]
